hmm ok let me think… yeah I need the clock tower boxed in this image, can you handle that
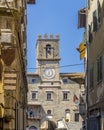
[36,34,60,81]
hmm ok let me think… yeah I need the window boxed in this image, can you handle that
[46,44,53,58]
[31,78,36,84]
[89,24,93,43]
[46,45,51,53]
[47,110,51,115]
[28,108,34,117]
[47,93,52,100]
[31,91,38,100]
[97,56,102,83]
[0,17,13,29]
[63,79,68,84]
[46,44,51,58]
[97,0,101,24]
[90,67,94,89]
[46,91,53,101]
[78,8,86,28]
[75,113,79,122]
[63,91,69,101]
[93,10,98,32]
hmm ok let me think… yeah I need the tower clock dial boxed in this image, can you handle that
[43,67,55,79]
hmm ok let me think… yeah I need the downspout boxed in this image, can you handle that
[85,0,89,129]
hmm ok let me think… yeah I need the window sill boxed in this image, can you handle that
[46,99,53,101]
[31,99,38,101]
[62,99,69,101]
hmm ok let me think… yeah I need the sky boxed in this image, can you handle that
[27,0,86,73]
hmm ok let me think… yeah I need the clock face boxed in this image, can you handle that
[43,67,55,79]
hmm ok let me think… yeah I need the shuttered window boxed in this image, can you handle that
[89,24,93,43]
[97,56,102,83]
[93,10,98,32]
[90,67,94,89]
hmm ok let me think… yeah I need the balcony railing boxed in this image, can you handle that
[0,0,24,13]
[0,29,13,45]
[28,115,41,120]
[0,0,17,9]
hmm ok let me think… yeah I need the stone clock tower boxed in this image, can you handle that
[36,34,60,81]
[27,34,84,130]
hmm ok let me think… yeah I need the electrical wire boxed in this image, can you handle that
[27,63,84,70]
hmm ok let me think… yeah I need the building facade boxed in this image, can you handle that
[0,0,28,130]
[85,0,104,130]
[27,35,85,130]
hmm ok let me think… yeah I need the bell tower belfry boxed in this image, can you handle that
[36,34,60,81]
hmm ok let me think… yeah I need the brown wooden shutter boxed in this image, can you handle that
[78,8,86,28]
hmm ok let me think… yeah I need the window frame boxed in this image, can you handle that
[47,110,52,115]
[46,44,54,58]
[63,91,69,101]
[75,113,79,122]
[31,91,38,100]
[63,78,68,84]
[31,78,36,84]
[93,10,98,32]
[46,91,53,101]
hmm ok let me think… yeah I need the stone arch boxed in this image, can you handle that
[47,109,51,115]
[46,44,54,58]
[29,126,37,130]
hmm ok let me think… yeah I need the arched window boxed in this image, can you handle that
[46,44,51,57]
[46,44,53,58]
[47,110,51,115]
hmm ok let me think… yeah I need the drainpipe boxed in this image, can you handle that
[85,0,89,129]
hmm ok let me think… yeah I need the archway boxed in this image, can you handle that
[29,126,37,130]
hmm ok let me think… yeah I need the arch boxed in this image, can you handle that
[65,109,70,112]
[29,126,37,130]
[65,109,70,122]
[46,44,51,54]
[46,44,54,58]
[47,110,51,115]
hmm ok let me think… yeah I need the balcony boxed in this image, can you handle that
[79,103,86,115]
[28,101,41,106]
[28,115,41,120]
[0,0,23,16]
[0,29,13,45]
[0,0,18,9]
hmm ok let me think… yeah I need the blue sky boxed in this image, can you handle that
[27,0,85,73]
